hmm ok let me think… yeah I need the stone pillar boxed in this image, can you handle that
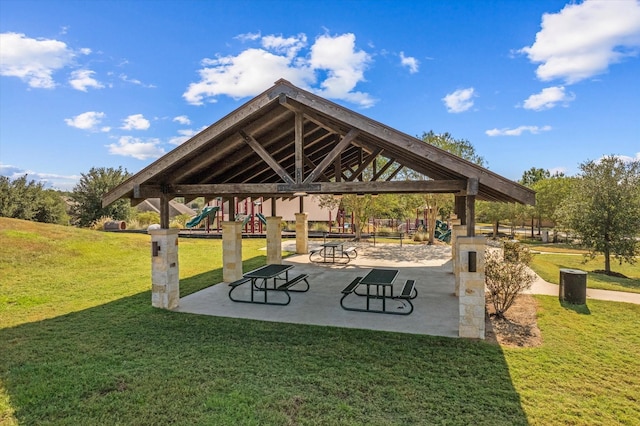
[222,221,243,282]
[451,224,466,295]
[266,216,282,265]
[149,228,180,309]
[295,212,308,254]
[457,236,487,339]
[450,220,462,260]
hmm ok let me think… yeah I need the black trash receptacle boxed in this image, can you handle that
[559,268,587,304]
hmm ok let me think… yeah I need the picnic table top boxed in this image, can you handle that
[360,268,399,286]
[244,264,293,279]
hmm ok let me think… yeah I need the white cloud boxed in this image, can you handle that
[0,32,76,88]
[168,126,207,145]
[235,32,261,42]
[69,69,103,91]
[520,0,640,84]
[183,32,375,108]
[261,33,307,58]
[119,73,156,88]
[522,86,575,111]
[64,111,110,132]
[309,33,374,107]
[442,87,475,113]
[173,115,191,125]
[0,163,80,190]
[485,125,552,137]
[399,52,419,73]
[107,136,165,160]
[121,114,150,130]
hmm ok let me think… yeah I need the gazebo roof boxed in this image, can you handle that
[103,79,534,207]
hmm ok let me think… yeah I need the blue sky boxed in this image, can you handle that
[1,0,639,191]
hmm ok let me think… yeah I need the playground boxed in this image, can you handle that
[184,196,452,243]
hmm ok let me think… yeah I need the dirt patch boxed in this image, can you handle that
[485,294,542,348]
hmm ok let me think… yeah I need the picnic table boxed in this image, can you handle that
[340,268,417,315]
[309,242,357,264]
[228,264,309,305]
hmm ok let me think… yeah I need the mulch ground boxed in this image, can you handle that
[485,294,542,348]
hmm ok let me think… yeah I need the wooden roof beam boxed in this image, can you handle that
[239,130,295,185]
[133,180,467,198]
[303,128,359,184]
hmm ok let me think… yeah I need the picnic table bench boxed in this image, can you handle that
[372,231,405,247]
[228,264,309,305]
[340,269,417,315]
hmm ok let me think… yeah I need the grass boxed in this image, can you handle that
[2,218,640,425]
[527,248,640,294]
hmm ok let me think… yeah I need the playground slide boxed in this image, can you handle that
[435,219,451,242]
[256,212,267,225]
[236,214,253,227]
[186,206,219,228]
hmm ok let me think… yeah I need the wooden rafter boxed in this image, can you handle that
[239,130,295,185]
[303,128,359,184]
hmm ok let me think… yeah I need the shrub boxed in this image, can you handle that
[172,214,192,229]
[485,242,536,319]
[136,211,160,227]
[309,222,329,232]
[413,232,427,242]
[90,216,114,231]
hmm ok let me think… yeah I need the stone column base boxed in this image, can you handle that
[295,212,308,254]
[222,221,243,282]
[457,236,487,339]
[148,228,180,309]
[266,216,282,265]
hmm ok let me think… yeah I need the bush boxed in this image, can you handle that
[135,211,160,227]
[485,242,536,319]
[172,214,192,229]
[309,222,329,232]
[90,216,114,231]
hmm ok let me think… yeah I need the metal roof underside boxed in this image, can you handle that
[103,79,535,207]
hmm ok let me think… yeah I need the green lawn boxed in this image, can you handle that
[528,248,640,294]
[2,218,639,425]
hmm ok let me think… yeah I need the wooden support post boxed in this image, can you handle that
[465,178,478,237]
[271,197,277,216]
[227,197,236,220]
[455,196,466,225]
[466,195,476,237]
[160,193,170,229]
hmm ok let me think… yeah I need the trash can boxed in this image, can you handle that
[559,268,587,304]
[104,221,127,231]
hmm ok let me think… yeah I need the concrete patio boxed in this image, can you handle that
[175,242,460,337]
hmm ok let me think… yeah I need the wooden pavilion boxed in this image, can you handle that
[102,79,535,338]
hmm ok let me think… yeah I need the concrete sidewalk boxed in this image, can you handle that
[526,276,640,305]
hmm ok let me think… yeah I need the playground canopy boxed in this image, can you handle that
[102,79,534,234]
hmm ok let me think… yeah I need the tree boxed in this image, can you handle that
[0,175,68,224]
[560,156,640,275]
[419,131,485,243]
[532,176,574,241]
[70,167,132,227]
[520,167,550,187]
